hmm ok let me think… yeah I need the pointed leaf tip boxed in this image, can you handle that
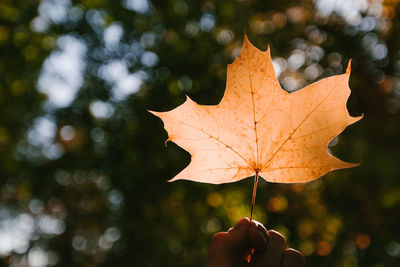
[346,59,352,74]
[243,31,248,40]
[168,176,178,183]
[242,32,258,51]
[265,44,271,55]
[243,32,250,48]
[147,109,160,117]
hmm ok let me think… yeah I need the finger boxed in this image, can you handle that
[210,217,250,250]
[227,217,251,247]
[251,220,268,240]
[209,232,229,247]
[206,219,251,267]
[227,218,252,264]
[248,230,286,267]
[248,221,267,251]
[281,248,305,267]
[228,217,250,235]
[209,218,247,248]
[262,230,287,267]
[264,230,286,266]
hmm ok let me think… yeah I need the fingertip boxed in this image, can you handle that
[267,230,287,247]
[251,220,268,240]
[210,232,228,245]
[249,230,287,267]
[228,217,250,233]
[225,218,251,248]
[248,223,267,251]
[237,217,250,225]
[281,248,306,267]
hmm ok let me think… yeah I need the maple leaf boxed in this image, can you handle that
[150,35,362,185]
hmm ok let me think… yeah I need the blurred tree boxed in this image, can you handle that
[0,0,400,266]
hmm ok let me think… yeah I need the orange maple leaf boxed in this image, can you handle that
[151,35,362,185]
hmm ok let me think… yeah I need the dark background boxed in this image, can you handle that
[0,0,400,266]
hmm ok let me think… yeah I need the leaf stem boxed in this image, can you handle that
[249,171,259,223]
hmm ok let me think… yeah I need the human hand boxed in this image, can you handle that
[204,217,305,267]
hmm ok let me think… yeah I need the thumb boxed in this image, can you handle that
[204,218,251,267]
[227,217,251,245]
